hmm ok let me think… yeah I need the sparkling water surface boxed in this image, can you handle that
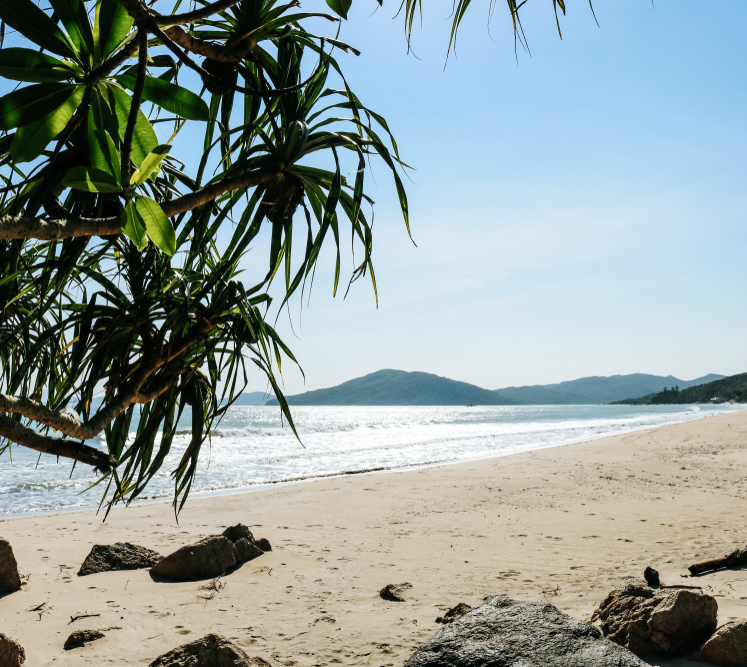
[0,403,742,516]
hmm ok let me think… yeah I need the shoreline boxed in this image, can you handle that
[2,410,747,666]
[3,404,742,520]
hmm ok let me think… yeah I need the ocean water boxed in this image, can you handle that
[0,403,742,516]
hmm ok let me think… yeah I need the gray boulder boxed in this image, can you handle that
[693,621,747,667]
[78,543,161,576]
[404,595,648,667]
[593,584,718,657]
[64,630,105,649]
[151,536,236,582]
[0,538,22,595]
[149,633,271,667]
[0,633,25,666]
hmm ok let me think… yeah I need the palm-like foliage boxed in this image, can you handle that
[0,0,407,512]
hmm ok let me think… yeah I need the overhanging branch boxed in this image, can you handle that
[0,415,116,473]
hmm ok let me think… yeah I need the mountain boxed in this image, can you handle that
[229,391,273,406]
[266,369,517,406]
[493,373,724,405]
[616,372,747,405]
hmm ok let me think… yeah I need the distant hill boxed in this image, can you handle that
[493,373,724,405]
[229,391,273,406]
[266,370,517,406]
[265,370,725,406]
[615,372,747,405]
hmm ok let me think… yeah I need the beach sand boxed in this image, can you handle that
[2,409,747,666]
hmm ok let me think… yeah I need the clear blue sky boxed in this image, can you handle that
[246,0,747,393]
[7,1,746,393]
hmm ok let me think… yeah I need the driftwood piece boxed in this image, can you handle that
[688,548,747,576]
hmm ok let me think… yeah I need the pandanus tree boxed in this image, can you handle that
[0,0,576,511]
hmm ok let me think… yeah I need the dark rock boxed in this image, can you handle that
[78,543,161,576]
[221,525,255,544]
[693,621,747,667]
[0,633,25,666]
[255,538,271,552]
[0,538,22,595]
[593,584,717,657]
[151,536,237,582]
[644,567,660,588]
[234,538,263,565]
[380,582,412,602]
[64,630,105,649]
[405,595,647,667]
[436,603,473,624]
[149,633,271,666]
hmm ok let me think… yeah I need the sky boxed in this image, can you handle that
[237,0,747,394]
[5,0,746,395]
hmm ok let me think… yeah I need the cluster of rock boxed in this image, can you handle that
[405,596,649,667]
[592,583,718,656]
[0,524,271,661]
[151,524,270,582]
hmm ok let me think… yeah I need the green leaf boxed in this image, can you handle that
[108,84,158,167]
[48,0,93,58]
[117,75,210,122]
[121,200,147,250]
[325,0,352,20]
[0,0,77,58]
[0,83,77,131]
[0,48,77,84]
[62,166,121,193]
[130,144,170,186]
[94,0,134,62]
[136,196,175,256]
[10,85,84,163]
[88,125,121,184]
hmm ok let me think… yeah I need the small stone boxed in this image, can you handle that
[436,602,473,623]
[151,536,236,582]
[149,633,271,666]
[693,621,747,667]
[222,525,255,544]
[644,567,660,587]
[380,583,412,602]
[255,538,272,552]
[64,630,105,649]
[405,595,647,667]
[0,633,25,666]
[0,538,22,595]
[78,543,161,576]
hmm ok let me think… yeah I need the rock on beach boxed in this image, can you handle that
[0,633,25,667]
[0,538,22,595]
[405,595,647,667]
[148,633,271,667]
[78,543,161,576]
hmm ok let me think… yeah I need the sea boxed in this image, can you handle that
[0,403,743,517]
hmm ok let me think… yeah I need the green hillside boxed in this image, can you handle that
[266,370,517,406]
[621,372,747,405]
[494,373,723,405]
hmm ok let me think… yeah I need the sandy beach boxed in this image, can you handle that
[2,409,746,666]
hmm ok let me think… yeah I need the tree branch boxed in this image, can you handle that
[162,25,254,62]
[153,0,244,25]
[0,213,120,240]
[88,34,140,86]
[0,166,280,240]
[0,415,116,473]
